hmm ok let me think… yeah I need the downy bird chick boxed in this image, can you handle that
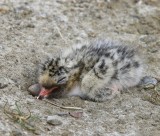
[38,39,144,102]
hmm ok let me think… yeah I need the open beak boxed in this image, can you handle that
[37,87,58,99]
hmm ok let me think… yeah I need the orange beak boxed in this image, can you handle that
[37,87,58,99]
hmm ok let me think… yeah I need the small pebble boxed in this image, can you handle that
[28,84,41,96]
[47,116,62,126]
[69,111,83,118]
[33,130,41,135]
[56,112,69,117]
[140,76,158,88]
[26,23,35,28]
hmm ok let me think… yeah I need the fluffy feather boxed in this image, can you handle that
[38,39,144,102]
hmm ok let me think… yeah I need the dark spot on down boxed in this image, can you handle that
[93,68,103,79]
[133,61,140,68]
[97,49,103,56]
[48,59,54,67]
[112,61,118,67]
[120,47,126,55]
[59,66,64,71]
[120,55,125,60]
[110,54,114,60]
[49,72,54,76]
[118,47,127,60]
[42,64,46,71]
[55,58,60,66]
[112,70,118,79]
[80,45,87,51]
[99,59,105,69]
[100,66,108,74]
[117,48,121,53]
[105,52,110,57]
[126,50,135,58]
[120,63,131,70]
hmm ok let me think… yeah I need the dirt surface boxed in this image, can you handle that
[0,0,160,136]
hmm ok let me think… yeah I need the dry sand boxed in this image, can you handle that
[0,0,160,135]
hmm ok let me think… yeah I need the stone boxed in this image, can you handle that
[69,111,83,118]
[47,116,62,126]
[28,84,41,96]
[140,76,158,89]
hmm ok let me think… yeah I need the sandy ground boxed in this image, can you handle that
[0,0,160,136]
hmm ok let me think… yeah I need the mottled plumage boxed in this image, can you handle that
[38,39,144,102]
